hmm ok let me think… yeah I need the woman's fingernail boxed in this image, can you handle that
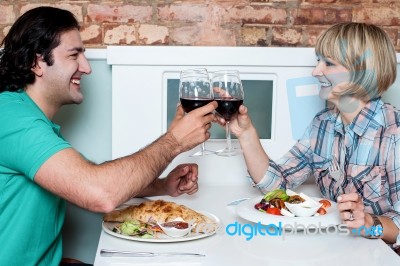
[337,196,342,201]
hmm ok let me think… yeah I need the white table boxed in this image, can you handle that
[94,184,400,266]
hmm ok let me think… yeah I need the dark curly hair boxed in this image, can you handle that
[0,6,80,92]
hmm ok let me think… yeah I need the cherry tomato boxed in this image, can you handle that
[317,207,327,215]
[254,203,263,210]
[266,207,281,216]
[255,202,269,212]
[319,199,332,208]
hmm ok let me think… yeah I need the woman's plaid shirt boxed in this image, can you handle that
[251,98,400,246]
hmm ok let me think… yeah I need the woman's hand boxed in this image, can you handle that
[337,193,399,243]
[225,105,254,140]
[222,104,270,182]
[230,105,251,136]
[337,193,369,228]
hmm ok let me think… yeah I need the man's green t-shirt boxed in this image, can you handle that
[0,91,72,265]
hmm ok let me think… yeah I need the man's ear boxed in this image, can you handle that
[31,54,45,77]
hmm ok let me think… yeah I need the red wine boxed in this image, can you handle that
[216,98,243,121]
[180,97,213,113]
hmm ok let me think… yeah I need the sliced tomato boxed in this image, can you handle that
[317,207,327,215]
[266,207,281,216]
[151,225,164,232]
[319,199,332,208]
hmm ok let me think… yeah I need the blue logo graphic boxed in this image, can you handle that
[225,221,283,241]
[351,226,383,237]
[286,76,325,140]
[225,221,383,240]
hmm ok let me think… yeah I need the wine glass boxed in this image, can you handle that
[179,68,215,156]
[211,70,244,157]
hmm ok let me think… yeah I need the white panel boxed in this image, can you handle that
[112,66,164,156]
[84,48,106,59]
[296,84,319,97]
[107,46,316,66]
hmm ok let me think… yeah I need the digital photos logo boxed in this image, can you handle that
[350,224,383,238]
[225,221,383,241]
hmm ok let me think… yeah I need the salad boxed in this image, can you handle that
[112,219,159,239]
[111,218,192,239]
[254,189,331,217]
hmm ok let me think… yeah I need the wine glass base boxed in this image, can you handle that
[190,149,215,157]
[215,148,242,157]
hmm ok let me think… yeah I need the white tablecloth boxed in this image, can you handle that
[94,184,400,266]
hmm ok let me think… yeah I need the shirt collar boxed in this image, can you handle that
[349,98,384,137]
[19,90,46,116]
[319,98,386,137]
[19,90,61,134]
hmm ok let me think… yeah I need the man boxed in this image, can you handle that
[0,7,217,265]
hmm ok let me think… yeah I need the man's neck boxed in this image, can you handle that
[25,87,60,120]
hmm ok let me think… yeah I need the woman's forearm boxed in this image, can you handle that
[379,216,398,244]
[239,127,270,183]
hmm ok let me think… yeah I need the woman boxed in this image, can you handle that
[228,23,400,247]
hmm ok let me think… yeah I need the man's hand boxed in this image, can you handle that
[163,164,199,197]
[168,102,217,152]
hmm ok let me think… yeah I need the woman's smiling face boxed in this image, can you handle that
[312,55,350,104]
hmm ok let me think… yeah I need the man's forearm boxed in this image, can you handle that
[99,132,181,207]
[135,178,166,198]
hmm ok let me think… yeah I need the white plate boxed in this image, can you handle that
[236,196,341,229]
[102,211,221,243]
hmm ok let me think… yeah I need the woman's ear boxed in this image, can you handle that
[31,54,44,77]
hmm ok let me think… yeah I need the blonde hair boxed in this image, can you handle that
[315,22,397,101]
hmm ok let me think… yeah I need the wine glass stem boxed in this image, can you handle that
[201,142,206,153]
[225,121,232,151]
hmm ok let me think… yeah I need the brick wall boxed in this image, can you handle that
[0,1,399,51]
